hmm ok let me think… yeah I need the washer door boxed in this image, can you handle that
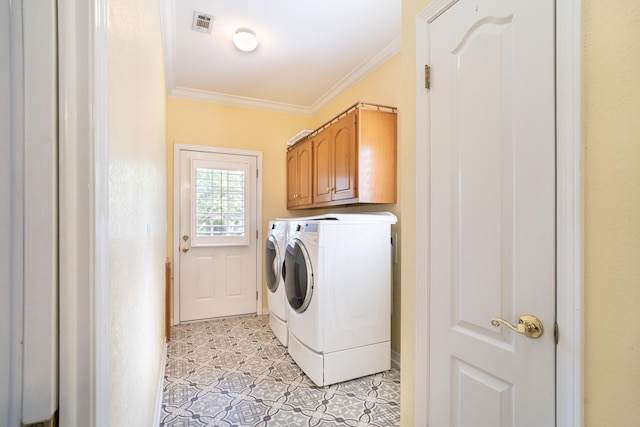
[284,238,313,313]
[265,235,280,293]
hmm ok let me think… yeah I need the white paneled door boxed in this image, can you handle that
[178,149,259,322]
[428,0,556,425]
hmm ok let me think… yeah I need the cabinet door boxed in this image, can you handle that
[296,141,313,207]
[332,111,357,201]
[313,128,332,204]
[286,148,299,208]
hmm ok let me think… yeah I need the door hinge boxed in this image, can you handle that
[425,64,431,89]
[256,230,259,239]
[257,168,259,178]
[256,290,259,301]
[554,322,559,345]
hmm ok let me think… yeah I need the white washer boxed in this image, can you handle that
[284,213,397,386]
[265,220,289,346]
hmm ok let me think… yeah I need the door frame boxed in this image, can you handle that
[173,144,263,325]
[414,0,583,425]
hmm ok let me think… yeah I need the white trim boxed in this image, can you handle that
[310,36,401,114]
[414,1,443,424]
[58,0,105,425]
[173,144,264,325]
[2,2,26,424]
[22,0,58,421]
[414,0,583,425]
[555,0,584,425]
[153,340,168,427]
[158,0,176,97]
[170,87,315,116]
[93,0,110,424]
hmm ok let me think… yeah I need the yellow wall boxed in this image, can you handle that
[584,0,640,425]
[108,0,168,424]
[399,1,424,424]
[166,55,403,353]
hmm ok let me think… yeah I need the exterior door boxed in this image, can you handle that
[179,149,258,322]
[283,237,313,313]
[428,0,556,425]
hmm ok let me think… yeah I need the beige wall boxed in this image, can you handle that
[108,0,168,425]
[166,55,403,353]
[400,0,640,425]
[583,1,640,425]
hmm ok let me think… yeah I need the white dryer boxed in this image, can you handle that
[265,220,289,346]
[284,213,397,386]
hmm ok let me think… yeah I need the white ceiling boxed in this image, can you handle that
[160,0,401,115]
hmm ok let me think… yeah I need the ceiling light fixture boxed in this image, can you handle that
[233,28,259,52]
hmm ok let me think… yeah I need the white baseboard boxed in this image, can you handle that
[391,349,400,367]
[153,339,168,427]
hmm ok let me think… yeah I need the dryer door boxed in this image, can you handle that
[265,235,280,293]
[284,238,313,313]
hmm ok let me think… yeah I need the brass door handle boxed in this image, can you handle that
[490,314,544,339]
[182,246,189,253]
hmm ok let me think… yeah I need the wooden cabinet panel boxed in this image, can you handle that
[331,111,357,201]
[312,127,332,204]
[286,149,298,207]
[296,141,313,206]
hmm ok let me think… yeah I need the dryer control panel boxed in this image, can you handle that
[291,222,319,242]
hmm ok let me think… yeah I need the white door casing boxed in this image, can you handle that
[22,0,59,422]
[422,0,556,425]
[174,145,262,323]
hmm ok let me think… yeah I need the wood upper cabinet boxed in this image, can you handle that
[286,139,313,208]
[288,103,396,209]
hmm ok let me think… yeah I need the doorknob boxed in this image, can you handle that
[490,314,544,339]
[182,246,189,253]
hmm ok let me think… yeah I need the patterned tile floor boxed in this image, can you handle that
[160,314,400,427]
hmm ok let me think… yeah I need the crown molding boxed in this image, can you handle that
[169,86,315,116]
[162,0,401,118]
[311,35,401,114]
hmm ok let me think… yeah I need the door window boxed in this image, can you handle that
[284,238,313,313]
[265,236,280,292]
[191,158,249,246]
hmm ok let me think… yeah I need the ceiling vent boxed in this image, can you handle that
[192,12,214,34]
